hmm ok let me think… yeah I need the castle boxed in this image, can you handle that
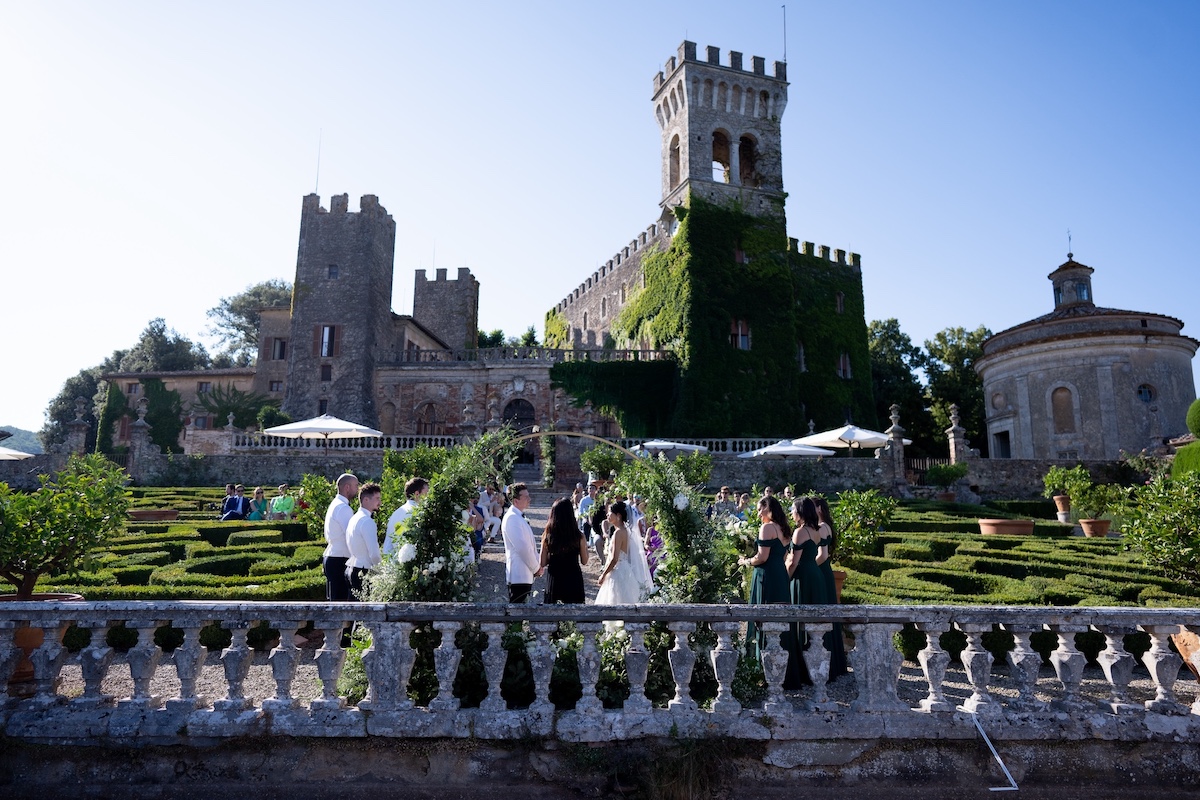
[101,41,875,449]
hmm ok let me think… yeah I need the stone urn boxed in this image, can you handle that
[2,592,85,695]
[978,519,1035,536]
[1052,495,1071,524]
[1079,519,1112,538]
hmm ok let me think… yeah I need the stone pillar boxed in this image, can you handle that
[127,398,157,481]
[946,404,976,464]
[882,404,912,498]
[65,397,90,455]
[460,401,478,444]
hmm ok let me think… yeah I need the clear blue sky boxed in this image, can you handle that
[2,1,1197,434]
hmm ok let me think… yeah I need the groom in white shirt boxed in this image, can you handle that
[501,483,541,603]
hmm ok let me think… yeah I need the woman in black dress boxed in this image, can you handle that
[539,497,589,604]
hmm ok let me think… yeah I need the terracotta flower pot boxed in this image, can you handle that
[832,570,846,603]
[1079,519,1112,538]
[1,592,85,694]
[127,509,179,521]
[935,491,956,502]
[1053,495,1072,523]
[978,519,1035,536]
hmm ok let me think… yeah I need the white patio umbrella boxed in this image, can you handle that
[793,424,911,455]
[0,445,34,460]
[633,440,709,455]
[263,414,383,439]
[738,440,835,459]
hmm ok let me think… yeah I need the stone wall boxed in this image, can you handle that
[0,453,67,490]
[412,267,479,351]
[130,450,385,487]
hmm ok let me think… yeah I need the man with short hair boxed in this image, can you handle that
[579,481,598,546]
[221,484,249,521]
[322,473,359,601]
[345,482,384,596]
[501,482,541,603]
[480,484,502,543]
[713,486,737,519]
[383,477,430,555]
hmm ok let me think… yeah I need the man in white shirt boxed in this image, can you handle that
[345,482,383,597]
[383,477,430,555]
[501,482,541,603]
[322,473,359,601]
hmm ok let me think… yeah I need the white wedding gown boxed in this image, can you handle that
[595,524,653,606]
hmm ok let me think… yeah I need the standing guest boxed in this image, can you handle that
[578,482,598,546]
[479,484,503,543]
[590,497,609,564]
[539,497,588,604]
[787,497,831,686]
[644,516,664,578]
[813,496,848,679]
[247,487,269,521]
[467,503,486,560]
[383,477,430,556]
[571,483,584,511]
[740,496,802,683]
[736,492,751,520]
[712,486,737,519]
[345,482,383,596]
[502,483,542,603]
[322,473,359,601]
[220,485,249,521]
[270,484,296,520]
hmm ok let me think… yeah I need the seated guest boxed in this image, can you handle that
[220,484,249,521]
[247,487,269,521]
[270,484,296,520]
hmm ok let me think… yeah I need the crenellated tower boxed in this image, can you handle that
[653,41,789,218]
[283,193,396,426]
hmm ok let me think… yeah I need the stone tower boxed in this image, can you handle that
[413,267,479,350]
[283,193,396,426]
[653,41,789,218]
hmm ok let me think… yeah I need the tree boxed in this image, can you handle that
[477,329,505,348]
[119,318,210,373]
[924,325,991,457]
[194,383,275,430]
[206,279,292,363]
[518,326,539,347]
[39,350,126,452]
[867,319,937,455]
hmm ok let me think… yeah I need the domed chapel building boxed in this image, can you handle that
[975,255,1197,460]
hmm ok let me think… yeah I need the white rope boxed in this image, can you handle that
[971,711,1019,792]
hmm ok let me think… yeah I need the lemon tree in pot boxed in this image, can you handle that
[925,462,968,502]
[0,454,130,687]
[1043,464,1088,523]
[1072,482,1127,538]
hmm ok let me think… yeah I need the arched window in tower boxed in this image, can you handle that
[669,135,681,188]
[712,130,731,183]
[739,136,758,186]
[414,402,444,435]
[836,292,845,313]
[1051,387,1076,434]
[717,82,728,111]
[731,85,743,115]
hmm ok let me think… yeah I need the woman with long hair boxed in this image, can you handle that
[539,497,588,604]
[787,496,832,686]
[594,500,653,606]
[741,495,803,683]
[813,496,848,678]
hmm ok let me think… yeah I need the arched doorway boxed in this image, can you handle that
[502,398,537,464]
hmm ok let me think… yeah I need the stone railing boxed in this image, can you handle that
[2,601,1197,743]
[387,347,674,365]
[231,433,462,450]
[615,438,780,454]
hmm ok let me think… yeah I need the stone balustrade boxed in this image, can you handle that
[2,601,1198,744]
[231,433,462,450]
[615,437,781,454]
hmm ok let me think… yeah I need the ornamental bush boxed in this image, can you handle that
[1122,472,1200,588]
[1187,398,1200,437]
[831,489,896,562]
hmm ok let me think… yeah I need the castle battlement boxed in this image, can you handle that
[416,267,475,284]
[790,238,862,271]
[653,40,787,94]
[301,193,389,219]
[555,220,668,313]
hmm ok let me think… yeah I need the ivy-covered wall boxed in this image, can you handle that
[550,194,875,437]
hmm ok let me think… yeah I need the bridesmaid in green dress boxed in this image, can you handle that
[787,497,830,686]
[740,496,801,679]
[814,496,848,679]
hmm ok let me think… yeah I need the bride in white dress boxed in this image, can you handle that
[595,500,653,606]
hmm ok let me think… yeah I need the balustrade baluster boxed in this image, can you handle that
[170,624,210,710]
[528,622,558,713]
[478,622,507,713]
[802,622,836,712]
[1140,625,1189,715]
[1094,626,1139,714]
[574,622,604,714]
[125,620,165,708]
[77,621,115,706]
[29,620,68,705]
[1188,625,1200,716]
[263,619,303,711]
[311,621,348,711]
[913,622,951,713]
[666,621,698,711]
[848,622,907,713]
[429,620,462,711]
[1001,626,1046,712]
[621,622,652,712]
[954,623,998,716]
[709,622,741,714]
[1048,623,1088,711]
[215,623,254,712]
[0,624,22,688]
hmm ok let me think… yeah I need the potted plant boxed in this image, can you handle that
[1043,464,1090,523]
[925,462,969,502]
[1072,482,1126,537]
[0,454,130,689]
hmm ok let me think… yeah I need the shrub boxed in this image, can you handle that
[925,462,968,489]
[1122,473,1200,587]
[1042,464,1090,499]
[226,530,284,547]
[580,444,624,481]
[1170,441,1200,478]
[1072,483,1127,520]
[1187,398,1200,438]
[831,489,896,561]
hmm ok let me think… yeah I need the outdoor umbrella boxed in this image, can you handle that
[737,440,835,459]
[0,445,34,460]
[633,440,709,456]
[793,424,911,455]
[263,414,383,439]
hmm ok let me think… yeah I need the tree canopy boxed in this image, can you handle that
[867,318,937,455]
[119,318,210,373]
[924,325,991,456]
[206,279,292,363]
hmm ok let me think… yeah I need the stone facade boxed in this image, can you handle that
[976,257,1198,460]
